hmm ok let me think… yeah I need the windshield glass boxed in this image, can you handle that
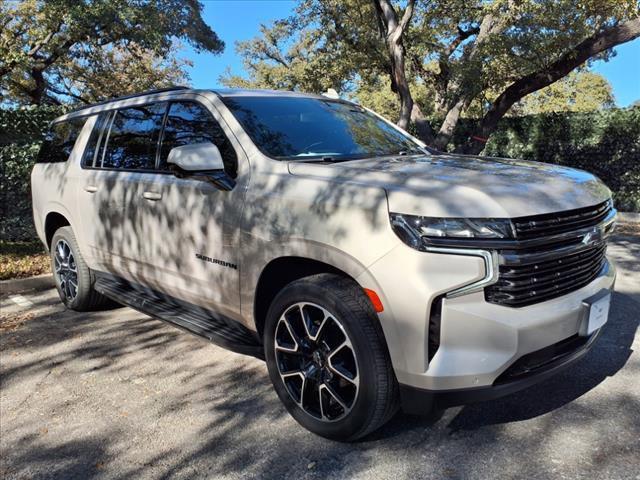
[221,96,423,160]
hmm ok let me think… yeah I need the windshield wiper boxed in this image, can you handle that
[287,156,337,163]
[396,149,425,156]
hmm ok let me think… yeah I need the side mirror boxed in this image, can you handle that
[166,143,235,191]
[167,142,224,171]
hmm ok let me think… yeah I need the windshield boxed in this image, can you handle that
[221,96,424,161]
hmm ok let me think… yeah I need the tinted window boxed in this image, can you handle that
[159,101,237,177]
[222,96,423,160]
[102,103,166,170]
[37,117,86,163]
[81,113,110,168]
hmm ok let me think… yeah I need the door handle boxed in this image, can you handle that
[142,191,162,201]
[84,185,98,193]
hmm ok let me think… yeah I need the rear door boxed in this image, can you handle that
[78,103,166,275]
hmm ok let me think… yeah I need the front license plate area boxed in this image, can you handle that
[580,290,611,336]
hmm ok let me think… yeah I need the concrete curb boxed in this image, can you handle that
[0,274,55,296]
[618,212,640,223]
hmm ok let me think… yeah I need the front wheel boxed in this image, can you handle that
[264,274,399,441]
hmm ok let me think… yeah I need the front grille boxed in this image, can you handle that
[512,200,611,240]
[485,200,613,307]
[486,243,607,307]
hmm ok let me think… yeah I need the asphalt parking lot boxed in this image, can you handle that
[1,233,638,480]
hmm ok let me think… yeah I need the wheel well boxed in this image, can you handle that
[253,257,350,338]
[44,212,70,249]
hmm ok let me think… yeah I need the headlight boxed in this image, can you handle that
[390,213,515,250]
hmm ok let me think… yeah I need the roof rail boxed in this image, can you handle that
[70,86,190,112]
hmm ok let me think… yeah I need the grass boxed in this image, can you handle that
[0,240,50,281]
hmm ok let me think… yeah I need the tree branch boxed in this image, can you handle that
[461,17,640,154]
[443,25,480,58]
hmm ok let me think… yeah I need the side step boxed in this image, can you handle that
[94,275,264,360]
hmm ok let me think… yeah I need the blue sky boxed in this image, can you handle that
[182,0,640,107]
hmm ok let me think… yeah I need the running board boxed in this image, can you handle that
[94,274,264,359]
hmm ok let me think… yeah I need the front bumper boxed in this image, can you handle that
[399,326,602,414]
[361,244,616,408]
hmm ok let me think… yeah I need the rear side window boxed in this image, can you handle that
[37,117,86,163]
[102,103,166,170]
[159,101,237,177]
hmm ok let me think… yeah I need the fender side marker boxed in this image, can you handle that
[364,288,384,313]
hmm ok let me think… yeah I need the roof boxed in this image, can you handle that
[54,86,340,123]
[211,88,327,100]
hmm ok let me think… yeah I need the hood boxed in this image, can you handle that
[287,154,611,218]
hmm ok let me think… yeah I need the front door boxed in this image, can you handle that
[129,100,248,318]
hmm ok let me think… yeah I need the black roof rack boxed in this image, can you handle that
[69,86,190,113]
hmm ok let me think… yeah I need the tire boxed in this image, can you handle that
[50,226,109,311]
[264,273,399,441]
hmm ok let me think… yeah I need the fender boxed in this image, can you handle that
[240,237,407,373]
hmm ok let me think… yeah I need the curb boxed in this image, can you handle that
[618,212,639,223]
[0,274,55,296]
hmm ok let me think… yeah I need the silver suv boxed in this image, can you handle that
[31,87,617,440]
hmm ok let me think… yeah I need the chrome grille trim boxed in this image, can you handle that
[485,200,615,307]
[512,200,613,239]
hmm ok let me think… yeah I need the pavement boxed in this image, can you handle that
[1,234,638,480]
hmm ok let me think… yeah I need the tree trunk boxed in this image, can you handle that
[434,97,467,150]
[373,0,434,139]
[459,17,640,155]
[390,42,413,130]
[27,67,47,104]
[410,103,434,144]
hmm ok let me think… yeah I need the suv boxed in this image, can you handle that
[32,87,616,440]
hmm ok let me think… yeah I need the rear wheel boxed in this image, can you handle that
[264,273,398,441]
[50,226,109,311]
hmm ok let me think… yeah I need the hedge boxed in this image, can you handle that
[452,107,640,213]
[1,105,638,241]
[1,106,66,241]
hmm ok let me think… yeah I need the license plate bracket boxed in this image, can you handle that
[580,289,611,336]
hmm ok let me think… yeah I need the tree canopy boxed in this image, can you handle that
[0,0,223,105]
[223,0,640,153]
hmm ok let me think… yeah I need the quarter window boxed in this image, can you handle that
[159,101,237,177]
[102,103,166,170]
[37,117,86,163]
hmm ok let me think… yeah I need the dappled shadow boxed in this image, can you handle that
[608,234,640,276]
[1,279,638,479]
[12,94,639,478]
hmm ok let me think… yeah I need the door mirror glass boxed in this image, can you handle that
[167,142,224,171]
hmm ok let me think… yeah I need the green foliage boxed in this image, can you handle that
[224,0,638,151]
[0,106,65,240]
[452,107,640,211]
[510,71,616,115]
[1,0,222,104]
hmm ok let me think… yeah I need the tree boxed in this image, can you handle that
[511,71,615,115]
[0,0,223,105]
[223,0,640,153]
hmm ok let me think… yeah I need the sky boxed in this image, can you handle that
[182,0,640,107]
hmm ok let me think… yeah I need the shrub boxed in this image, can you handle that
[452,107,640,211]
[0,106,66,241]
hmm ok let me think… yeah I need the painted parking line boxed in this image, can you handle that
[8,294,34,308]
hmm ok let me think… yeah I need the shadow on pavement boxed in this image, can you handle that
[0,268,638,479]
